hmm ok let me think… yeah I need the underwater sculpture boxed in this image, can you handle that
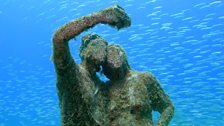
[52,4,174,126]
[52,5,131,126]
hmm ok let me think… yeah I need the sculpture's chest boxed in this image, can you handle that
[108,75,151,114]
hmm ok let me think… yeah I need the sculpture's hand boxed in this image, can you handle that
[99,5,131,29]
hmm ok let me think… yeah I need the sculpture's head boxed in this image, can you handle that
[80,34,108,72]
[103,44,130,81]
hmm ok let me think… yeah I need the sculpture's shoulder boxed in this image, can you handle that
[126,70,160,93]
[128,70,155,83]
[123,71,148,91]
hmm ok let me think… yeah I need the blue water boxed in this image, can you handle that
[0,0,223,126]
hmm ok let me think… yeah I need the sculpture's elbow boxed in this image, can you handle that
[170,103,175,117]
[164,102,174,122]
[53,30,64,44]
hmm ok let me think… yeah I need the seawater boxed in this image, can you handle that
[0,0,223,126]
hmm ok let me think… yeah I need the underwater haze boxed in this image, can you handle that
[0,0,224,126]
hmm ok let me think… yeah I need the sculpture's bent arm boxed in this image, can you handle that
[146,73,174,126]
[52,5,131,72]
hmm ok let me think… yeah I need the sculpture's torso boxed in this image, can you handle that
[108,71,154,126]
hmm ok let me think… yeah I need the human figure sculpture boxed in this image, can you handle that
[52,4,174,126]
[52,5,131,126]
[102,44,175,126]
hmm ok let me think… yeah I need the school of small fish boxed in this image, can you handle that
[0,0,223,126]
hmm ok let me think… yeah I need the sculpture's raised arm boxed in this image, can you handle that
[52,5,131,71]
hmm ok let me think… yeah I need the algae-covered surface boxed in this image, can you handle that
[0,0,224,126]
